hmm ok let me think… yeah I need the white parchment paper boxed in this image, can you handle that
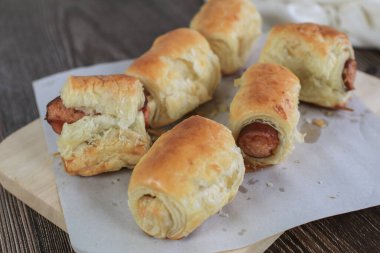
[33,38,380,253]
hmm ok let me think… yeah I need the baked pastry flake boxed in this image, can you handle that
[229,63,302,167]
[259,23,356,108]
[128,116,245,239]
[190,0,262,74]
[126,28,221,128]
[46,75,151,176]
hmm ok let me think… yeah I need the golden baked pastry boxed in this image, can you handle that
[126,28,221,128]
[229,63,302,168]
[190,0,262,74]
[46,75,151,176]
[128,116,245,239]
[259,23,356,108]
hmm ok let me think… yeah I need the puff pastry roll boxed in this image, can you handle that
[229,63,301,168]
[45,75,151,176]
[190,0,262,74]
[126,28,221,128]
[259,23,356,109]
[128,116,245,239]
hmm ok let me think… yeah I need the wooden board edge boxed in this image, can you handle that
[0,170,67,231]
[0,120,67,231]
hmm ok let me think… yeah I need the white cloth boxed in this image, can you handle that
[252,0,380,49]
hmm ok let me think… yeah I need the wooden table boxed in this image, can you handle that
[1,1,379,252]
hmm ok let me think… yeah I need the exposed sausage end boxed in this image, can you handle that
[237,122,279,158]
[342,59,356,91]
[45,96,85,134]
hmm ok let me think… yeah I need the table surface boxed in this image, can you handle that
[1,0,380,252]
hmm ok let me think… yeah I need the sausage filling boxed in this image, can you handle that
[45,97,85,134]
[237,122,279,158]
[142,90,151,128]
[45,96,150,135]
[342,59,356,91]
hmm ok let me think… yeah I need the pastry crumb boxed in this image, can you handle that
[247,178,259,185]
[305,118,312,124]
[312,118,327,128]
[218,209,229,218]
[217,103,228,113]
[208,108,218,118]
[239,185,248,193]
[238,229,247,236]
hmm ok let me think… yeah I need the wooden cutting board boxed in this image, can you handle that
[1,71,380,253]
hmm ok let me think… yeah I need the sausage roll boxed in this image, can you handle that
[259,23,356,109]
[126,28,221,128]
[45,75,151,176]
[128,116,245,239]
[190,0,262,74]
[229,63,301,168]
